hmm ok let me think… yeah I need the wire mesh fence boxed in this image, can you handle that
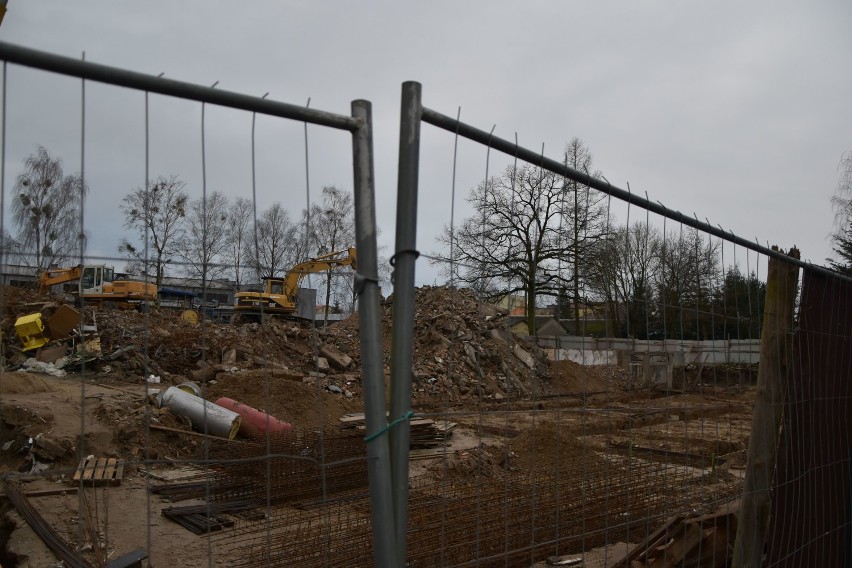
[1,46,851,568]
[0,41,390,567]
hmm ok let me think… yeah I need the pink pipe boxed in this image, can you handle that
[214,397,292,437]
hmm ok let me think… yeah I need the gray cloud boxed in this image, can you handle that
[2,1,850,281]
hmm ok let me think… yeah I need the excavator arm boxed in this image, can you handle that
[37,266,82,294]
[281,247,357,299]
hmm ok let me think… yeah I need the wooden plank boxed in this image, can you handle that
[692,525,734,567]
[606,515,685,568]
[649,522,703,568]
[73,457,97,482]
[692,499,738,526]
[139,466,206,482]
[73,457,124,486]
[92,458,107,481]
[409,448,458,460]
[103,458,117,480]
[112,460,125,486]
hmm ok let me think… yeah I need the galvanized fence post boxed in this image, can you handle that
[389,80,423,563]
[351,99,398,567]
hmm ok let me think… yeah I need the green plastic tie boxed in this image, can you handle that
[364,410,415,443]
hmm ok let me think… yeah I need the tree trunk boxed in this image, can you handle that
[324,270,332,325]
[573,184,581,335]
[527,272,536,335]
[732,246,800,568]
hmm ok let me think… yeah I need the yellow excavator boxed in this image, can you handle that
[38,264,157,309]
[233,247,357,323]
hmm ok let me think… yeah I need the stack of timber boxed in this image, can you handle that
[606,500,738,568]
[339,412,456,458]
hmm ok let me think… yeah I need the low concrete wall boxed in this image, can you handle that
[540,336,759,387]
[539,336,760,366]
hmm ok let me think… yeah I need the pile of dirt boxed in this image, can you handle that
[427,446,506,480]
[94,309,323,379]
[508,420,607,470]
[324,286,554,402]
[551,360,609,394]
[0,372,55,395]
[205,371,360,428]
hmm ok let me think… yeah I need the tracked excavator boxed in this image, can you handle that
[233,247,356,323]
[38,264,157,309]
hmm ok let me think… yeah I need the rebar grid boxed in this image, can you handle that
[216,453,740,567]
[151,429,369,507]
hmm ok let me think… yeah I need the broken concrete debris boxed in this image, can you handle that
[319,343,352,370]
[320,285,553,402]
[3,285,552,406]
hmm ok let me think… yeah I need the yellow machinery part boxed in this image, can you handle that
[15,313,50,352]
[181,309,199,324]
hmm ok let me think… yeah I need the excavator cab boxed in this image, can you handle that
[80,265,115,294]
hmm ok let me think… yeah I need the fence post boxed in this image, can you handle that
[389,80,422,563]
[732,246,800,568]
[351,99,398,567]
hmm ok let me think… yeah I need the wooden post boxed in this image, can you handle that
[732,246,800,568]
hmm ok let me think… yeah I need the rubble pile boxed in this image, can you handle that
[1,286,595,407]
[324,286,554,402]
[94,310,324,378]
[0,285,577,447]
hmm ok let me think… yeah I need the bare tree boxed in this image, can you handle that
[435,164,572,332]
[561,138,609,334]
[225,196,253,288]
[655,227,720,339]
[12,146,87,272]
[248,202,299,280]
[177,192,230,296]
[587,222,661,338]
[118,175,188,288]
[308,186,356,319]
[829,151,852,274]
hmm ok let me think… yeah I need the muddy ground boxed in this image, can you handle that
[0,286,755,567]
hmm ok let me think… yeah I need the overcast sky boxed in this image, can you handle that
[1,1,850,286]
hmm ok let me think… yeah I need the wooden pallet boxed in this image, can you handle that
[73,457,124,486]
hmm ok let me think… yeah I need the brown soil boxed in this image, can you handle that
[204,371,360,429]
[551,360,609,394]
[0,285,751,567]
[0,372,56,395]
